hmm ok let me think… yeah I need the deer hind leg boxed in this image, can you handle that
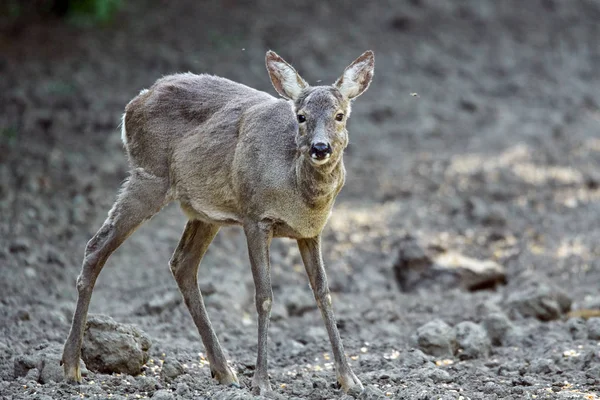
[61,168,169,383]
[169,219,239,387]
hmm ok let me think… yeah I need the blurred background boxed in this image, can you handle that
[1,0,600,398]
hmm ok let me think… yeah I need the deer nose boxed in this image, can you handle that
[310,142,332,160]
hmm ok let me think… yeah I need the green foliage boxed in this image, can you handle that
[66,0,123,26]
[0,0,122,26]
[0,126,18,147]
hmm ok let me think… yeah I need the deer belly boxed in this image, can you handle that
[180,201,242,225]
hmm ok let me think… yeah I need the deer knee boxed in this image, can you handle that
[255,293,273,315]
[315,289,332,309]
[75,270,93,294]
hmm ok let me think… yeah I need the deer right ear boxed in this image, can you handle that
[266,51,308,101]
[334,50,375,99]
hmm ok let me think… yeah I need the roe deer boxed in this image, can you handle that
[61,50,374,395]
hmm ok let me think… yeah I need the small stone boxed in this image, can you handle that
[587,317,600,340]
[401,349,431,368]
[394,236,505,292]
[482,312,513,346]
[529,358,557,375]
[136,375,160,393]
[586,365,600,379]
[39,351,66,383]
[505,279,572,321]
[176,382,190,396]
[152,389,175,400]
[13,355,38,378]
[82,314,151,376]
[566,317,588,340]
[453,321,491,359]
[416,367,453,383]
[411,319,456,358]
[25,368,39,381]
[160,357,185,382]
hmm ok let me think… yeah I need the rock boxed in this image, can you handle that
[411,320,456,358]
[38,351,66,383]
[82,314,151,376]
[135,292,182,316]
[453,321,491,359]
[587,317,600,340]
[394,236,505,292]
[175,382,190,396]
[482,312,514,346]
[505,280,572,321]
[416,367,453,383]
[401,349,431,368]
[152,389,175,400]
[566,317,588,340]
[25,368,39,381]
[136,375,160,393]
[529,358,557,374]
[160,357,184,382]
[13,355,37,378]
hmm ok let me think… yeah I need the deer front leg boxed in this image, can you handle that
[244,221,274,395]
[298,236,364,395]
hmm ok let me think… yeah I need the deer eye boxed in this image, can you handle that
[335,113,344,122]
[297,114,306,123]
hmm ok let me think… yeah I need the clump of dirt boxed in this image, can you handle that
[2,0,600,398]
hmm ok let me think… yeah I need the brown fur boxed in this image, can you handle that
[61,50,374,395]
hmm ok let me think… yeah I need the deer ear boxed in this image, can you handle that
[266,51,308,101]
[334,50,375,99]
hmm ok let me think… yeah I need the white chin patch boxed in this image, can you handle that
[310,153,331,166]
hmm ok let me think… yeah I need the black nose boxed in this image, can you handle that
[310,142,332,160]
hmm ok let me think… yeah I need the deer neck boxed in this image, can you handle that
[295,154,345,209]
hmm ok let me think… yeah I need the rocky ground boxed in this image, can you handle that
[1,0,600,399]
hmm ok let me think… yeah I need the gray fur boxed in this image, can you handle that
[61,50,374,395]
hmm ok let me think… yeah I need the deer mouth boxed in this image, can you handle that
[309,152,331,166]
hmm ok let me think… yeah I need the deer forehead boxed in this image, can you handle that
[295,87,346,115]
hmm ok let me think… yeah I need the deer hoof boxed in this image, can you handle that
[339,372,364,397]
[211,366,239,387]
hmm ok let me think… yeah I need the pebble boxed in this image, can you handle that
[160,357,185,382]
[482,312,513,346]
[453,321,491,359]
[411,319,456,358]
[505,279,572,321]
[566,317,588,340]
[587,317,600,340]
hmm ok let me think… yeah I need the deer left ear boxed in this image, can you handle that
[334,50,375,99]
[266,51,308,101]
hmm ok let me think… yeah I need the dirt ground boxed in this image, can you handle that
[1,0,600,399]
